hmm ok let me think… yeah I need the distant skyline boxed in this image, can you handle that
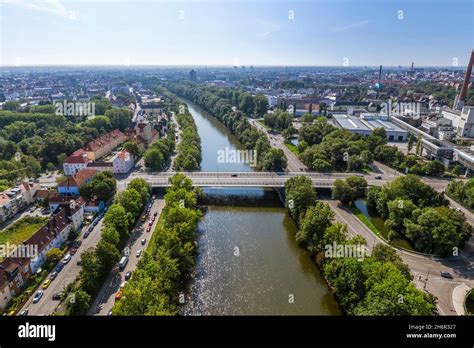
[0,0,473,67]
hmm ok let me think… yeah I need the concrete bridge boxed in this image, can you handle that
[121,171,393,188]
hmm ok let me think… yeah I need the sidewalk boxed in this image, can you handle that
[452,283,471,315]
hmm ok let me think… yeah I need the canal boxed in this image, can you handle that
[181,99,340,315]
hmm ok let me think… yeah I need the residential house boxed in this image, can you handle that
[0,182,39,223]
[57,169,98,196]
[63,149,92,176]
[85,129,126,160]
[111,149,134,174]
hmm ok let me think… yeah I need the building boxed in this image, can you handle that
[48,196,85,230]
[333,113,407,141]
[84,129,126,161]
[111,149,135,174]
[57,169,98,196]
[360,114,407,141]
[86,161,114,173]
[190,69,197,81]
[84,198,105,213]
[0,182,39,223]
[441,106,474,138]
[333,114,372,136]
[63,149,91,176]
[0,257,32,303]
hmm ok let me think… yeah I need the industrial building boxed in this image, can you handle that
[333,113,407,141]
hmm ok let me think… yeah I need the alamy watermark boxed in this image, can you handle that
[324,242,367,261]
[0,242,38,258]
[55,101,95,117]
[217,147,258,167]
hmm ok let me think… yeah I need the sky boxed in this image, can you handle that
[0,0,473,67]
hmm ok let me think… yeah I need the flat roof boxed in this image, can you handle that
[363,119,406,133]
[333,114,371,131]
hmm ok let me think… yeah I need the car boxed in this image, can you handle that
[152,195,156,200]
[55,263,63,272]
[146,225,151,232]
[148,203,153,209]
[136,250,142,258]
[148,220,153,226]
[32,291,43,303]
[62,253,72,264]
[42,279,51,289]
[375,175,382,179]
[29,206,36,213]
[83,231,90,239]
[73,240,82,248]
[231,174,238,177]
[77,259,82,266]
[19,309,29,316]
[440,271,453,279]
[93,220,98,226]
[120,281,127,289]
[49,271,58,280]
[141,216,146,222]
[153,211,158,217]
[107,310,113,316]
[52,292,64,301]
[125,271,132,281]
[141,238,146,245]
[114,291,122,301]
[88,226,94,232]
[70,247,77,255]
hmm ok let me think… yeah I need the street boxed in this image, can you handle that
[19,214,106,315]
[89,197,165,315]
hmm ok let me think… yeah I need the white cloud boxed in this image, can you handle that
[330,20,369,32]
[256,21,280,39]
[0,0,78,20]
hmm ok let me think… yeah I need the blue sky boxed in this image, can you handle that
[0,0,473,66]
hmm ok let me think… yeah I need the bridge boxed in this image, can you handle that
[121,171,394,188]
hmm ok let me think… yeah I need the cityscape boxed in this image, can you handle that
[0,0,473,346]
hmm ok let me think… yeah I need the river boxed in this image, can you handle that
[181,99,340,315]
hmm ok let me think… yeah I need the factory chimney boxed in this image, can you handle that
[455,50,474,110]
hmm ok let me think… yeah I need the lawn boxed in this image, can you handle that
[349,204,383,239]
[0,216,48,246]
[285,142,300,155]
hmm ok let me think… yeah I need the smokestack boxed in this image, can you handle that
[459,50,474,105]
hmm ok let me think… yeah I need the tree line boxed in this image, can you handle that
[112,174,202,315]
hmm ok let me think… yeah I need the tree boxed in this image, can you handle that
[260,148,287,171]
[79,250,102,294]
[296,202,334,254]
[127,178,150,205]
[407,134,415,154]
[239,93,256,116]
[144,148,165,171]
[284,176,317,220]
[45,248,63,269]
[254,94,269,118]
[415,134,422,156]
[104,108,132,131]
[115,188,143,219]
[104,204,130,239]
[96,240,121,274]
[79,171,116,201]
[332,176,367,204]
[123,140,140,158]
[67,289,91,315]
[101,226,120,247]
[423,160,445,177]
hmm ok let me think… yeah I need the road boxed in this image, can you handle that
[167,111,182,171]
[88,197,165,315]
[20,215,106,315]
[249,118,306,172]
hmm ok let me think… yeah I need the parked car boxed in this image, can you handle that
[62,253,71,264]
[83,231,90,239]
[52,292,64,301]
[42,279,51,289]
[55,263,63,272]
[49,271,58,280]
[375,175,382,179]
[136,250,142,258]
[231,174,238,177]
[73,240,82,248]
[114,291,122,301]
[19,309,29,316]
[120,281,127,289]
[440,271,453,279]
[141,238,146,245]
[153,211,158,217]
[70,247,77,255]
[141,216,146,222]
[77,259,82,266]
[146,225,151,232]
[107,310,113,316]
[32,291,43,303]
[125,271,132,281]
